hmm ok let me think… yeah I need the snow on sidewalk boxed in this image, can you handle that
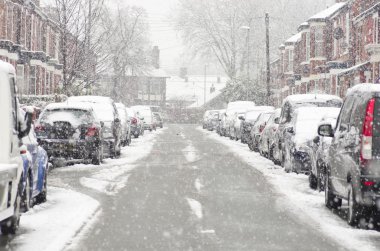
[11,187,99,251]
[200,127,380,251]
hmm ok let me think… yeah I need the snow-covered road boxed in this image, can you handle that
[200,127,380,251]
[1,129,165,251]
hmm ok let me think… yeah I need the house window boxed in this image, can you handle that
[16,65,24,95]
[306,32,310,61]
[345,12,350,51]
[315,26,324,57]
[288,49,293,72]
[374,16,379,44]
[29,66,36,95]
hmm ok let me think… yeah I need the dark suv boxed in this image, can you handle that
[318,84,380,226]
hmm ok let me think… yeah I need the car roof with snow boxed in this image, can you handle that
[346,83,380,96]
[44,102,94,111]
[227,101,255,109]
[67,96,114,104]
[283,94,342,105]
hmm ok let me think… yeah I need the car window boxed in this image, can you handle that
[338,96,355,132]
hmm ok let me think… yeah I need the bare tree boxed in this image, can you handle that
[98,5,151,101]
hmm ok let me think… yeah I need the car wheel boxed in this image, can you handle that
[134,134,139,139]
[35,169,47,204]
[309,172,318,190]
[324,172,341,210]
[347,185,364,226]
[317,162,325,192]
[21,172,32,212]
[92,145,102,165]
[1,182,21,235]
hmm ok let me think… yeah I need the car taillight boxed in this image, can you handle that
[363,180,375,187]
[86,125,99,137]
[35,124,45,132]
[131,118,137,124]
[361,98,375,164]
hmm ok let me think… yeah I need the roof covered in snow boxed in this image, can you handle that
[308,2,347,22]
[285,32,302,44]
[167,75,228,108]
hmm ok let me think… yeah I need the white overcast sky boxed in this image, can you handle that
[41,0,183,71]
[115,0,183,71]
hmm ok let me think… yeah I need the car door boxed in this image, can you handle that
[330,96,355,197]
[23,128,39,192]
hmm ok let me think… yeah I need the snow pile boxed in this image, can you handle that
[200,127,380,251]
[186,198,203,219]
[12,187,99,251]
[347,83,380,96]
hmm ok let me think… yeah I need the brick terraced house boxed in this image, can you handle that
[270,0,380,104]
[0,0,62,96]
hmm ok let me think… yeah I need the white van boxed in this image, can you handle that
[0,61,31,234]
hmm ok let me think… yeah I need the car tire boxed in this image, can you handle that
[92,145,102,165]
[1,182,21,235]
[347,185,364,226]
[317,162,326,192]
[309,172,318,190]
[21,172,32,212]
[134,134,139,139]
[35,169,47,204]
[324,172,341,210]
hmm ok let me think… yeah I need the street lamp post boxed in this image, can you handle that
[240,25,250,100]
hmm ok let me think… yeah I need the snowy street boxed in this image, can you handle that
[4,124,380,250]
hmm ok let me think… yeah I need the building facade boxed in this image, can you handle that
[270,0,380,104]
[0,0,62,96]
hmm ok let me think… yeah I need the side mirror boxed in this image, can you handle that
[140,117,145,121]
[286,127,294,134]
[100,121,105,128]
[313,136,320,144]
[114,118,121,124]
[274,117,280,124]
[318,124,334,137]
[238,115,245,121]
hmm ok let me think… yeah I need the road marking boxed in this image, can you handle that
[195,178,203,192]
[186,198,203,219]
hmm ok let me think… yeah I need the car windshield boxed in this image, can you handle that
[9,1,380,251]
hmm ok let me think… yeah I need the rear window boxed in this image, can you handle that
[40,109,94,127]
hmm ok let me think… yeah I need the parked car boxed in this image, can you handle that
[258,108,281,159]
[282,107,340,174]
[318,84,380,226]
[35,103,104,166]
[307,108,340,191]
[224,101,256,137]
[248,111,274,151]
[202,110,218,129]
[67,96,122,158]
[216,109,226,135]
[21,124,49,211]
[274,94,343,166]
[132,106,156,131]
[240,106,275,144]
[116,103,132,146]
[127,107,144,138]
[0,61,32,234]
[207,111,221,131]
[230,111,245,140]
[153,112,164,128]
